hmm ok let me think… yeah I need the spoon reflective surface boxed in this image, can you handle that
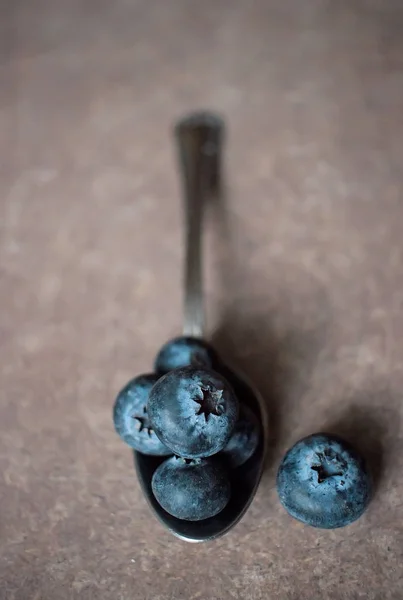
[134,112,269,542]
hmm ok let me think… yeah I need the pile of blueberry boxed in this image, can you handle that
[113,337,260,521]
[114,336,374,530]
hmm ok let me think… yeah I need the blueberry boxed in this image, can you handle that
[221,405,260,468]
[148,366,239,458]
[113,374,171,456]
[151,455,231,520]
[154,336,216,374]
[276,433,373,529]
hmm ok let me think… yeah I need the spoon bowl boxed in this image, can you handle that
[134,360,268,542]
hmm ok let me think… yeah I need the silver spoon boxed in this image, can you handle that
[134,111,269,542]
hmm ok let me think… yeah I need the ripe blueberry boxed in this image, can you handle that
[151,455,231,521]
[113,374,171,456]
[154,336,216,374]
[221,405,260,468]
[276,433,373,529]
[148,366,239,458]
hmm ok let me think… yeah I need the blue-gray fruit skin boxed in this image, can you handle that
[148,366,239,458]
[154,336,216,375]
[151,456,231,521]
[276,433,373,529]
[221,405,260,468]
[113,374,171,456]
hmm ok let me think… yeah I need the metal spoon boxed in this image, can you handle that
[134,111,269,542]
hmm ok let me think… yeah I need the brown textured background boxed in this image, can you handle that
[1,1,403,598]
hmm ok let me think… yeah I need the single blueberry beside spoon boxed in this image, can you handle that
[276,433,373,529]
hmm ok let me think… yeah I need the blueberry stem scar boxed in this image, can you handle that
[311,464,343,484]
[194,386,224,421]
[132,406,154,436]
[311,451,345,483]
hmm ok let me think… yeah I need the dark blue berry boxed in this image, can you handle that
[113,374,171,456]
[148,366,239,458]
[151,455,231,521]
[154,336,216,374]
[276,433,373,529]
[221,405,260,468]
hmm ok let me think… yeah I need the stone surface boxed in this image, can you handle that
[1,1,403,598]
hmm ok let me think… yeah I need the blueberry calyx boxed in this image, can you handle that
[311,450,346,484]
[132,406,154,437]
[174,456,202,466]
[194,386,225,421]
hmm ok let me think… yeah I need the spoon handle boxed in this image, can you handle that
[174,112,224,338]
